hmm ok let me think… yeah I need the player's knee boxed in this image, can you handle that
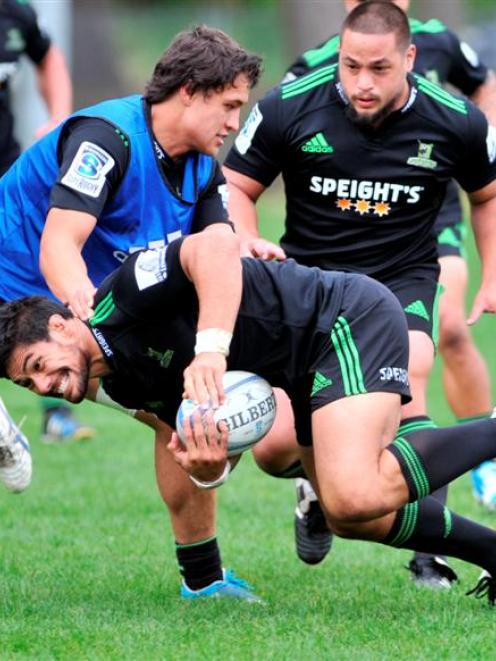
[439,314,471,357]
[252,417,298,476]
[321,491,378,526]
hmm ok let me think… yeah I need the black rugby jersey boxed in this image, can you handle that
[0,0,51,172]
[90,239,346,427]
[225,72,496,279]
[283,18,491,236]
[286,18,488,94]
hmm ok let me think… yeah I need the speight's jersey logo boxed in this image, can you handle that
[309,177,424,217]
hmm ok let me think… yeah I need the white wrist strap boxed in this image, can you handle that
[194,328,232,357]
[189,460,231,490]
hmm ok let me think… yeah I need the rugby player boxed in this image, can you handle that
[0,25,262,601]
[223,1,496,587]
[284,0,496,513]
[2,230,496,607]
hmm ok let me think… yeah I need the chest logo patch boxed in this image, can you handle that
[147,347,174,369]
[407,141,437,169]
[5,28,25,52]
[301,132,333,154]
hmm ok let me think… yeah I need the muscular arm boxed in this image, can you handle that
[467,179,496,324]
[223,165,285,259]
[35,45,72,138]
[39,208,97,319]
[471,72,496,127]
[178,229,243,407]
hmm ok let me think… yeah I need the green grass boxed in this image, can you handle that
[2,203,496,657]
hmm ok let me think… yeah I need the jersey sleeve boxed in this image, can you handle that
[49,117,130,217]
[191,160,230,231]
[454,105,496,193]
[444,30,488,96]
[16,1,51,64]
[224,88,286,187]
[111,238,194,319]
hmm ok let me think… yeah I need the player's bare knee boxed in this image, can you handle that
[439,316,471,357]
[321,491,379,525]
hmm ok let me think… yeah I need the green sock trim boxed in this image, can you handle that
[388,502,419,547]
[398,419,437,435]
[392,437,430,499]
[457,412,492,424]
[175,535,216,550]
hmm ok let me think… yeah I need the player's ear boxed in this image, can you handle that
[179,83,195,106]
[47,314,71,338]
[405,43,416,72]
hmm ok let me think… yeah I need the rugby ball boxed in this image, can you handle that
[175,371,276,456]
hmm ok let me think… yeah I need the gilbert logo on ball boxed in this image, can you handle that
[176,371,276,456]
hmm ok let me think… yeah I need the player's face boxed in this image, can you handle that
[339,29,415,127]
[185,73,251,155]
[8,339,91,404]
[344,0,410,12]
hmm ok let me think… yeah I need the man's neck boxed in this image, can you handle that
[150,99,189,159]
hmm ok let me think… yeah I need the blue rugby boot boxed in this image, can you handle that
[181,569,263,602]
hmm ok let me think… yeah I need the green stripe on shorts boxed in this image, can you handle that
[330,316,366,396]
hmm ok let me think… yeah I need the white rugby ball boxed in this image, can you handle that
[175,371,276,456]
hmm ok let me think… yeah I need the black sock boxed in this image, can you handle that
[175,536,223,590]
[387,416,496,501]
[382,496,496,575]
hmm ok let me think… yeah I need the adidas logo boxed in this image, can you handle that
[311,371,333,396]
[301,132,333,154]
[404,300,430,321]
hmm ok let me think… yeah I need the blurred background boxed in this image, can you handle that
[13,0,496,152]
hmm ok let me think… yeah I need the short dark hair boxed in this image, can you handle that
[144,25,263,104]
[0,297,72,378]
[342,1,411,52]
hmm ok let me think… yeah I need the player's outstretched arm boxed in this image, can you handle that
[223,166,286,260]
[180,230,243,408]
[40,207,98,320]
[467,179,496,324]
[35,44,73,139]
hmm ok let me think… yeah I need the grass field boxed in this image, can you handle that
[2,200,496,658]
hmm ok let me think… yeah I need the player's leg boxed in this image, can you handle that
[41,397,96,444]
[387,269,458,587]
[306,396,496,605]
[437,253,495,509]
[252,388,333,564]
[92,384,260,601]
[0,394,32,492]
[438,255,491,418]
[154,428,261,602]
[0,296,31,492]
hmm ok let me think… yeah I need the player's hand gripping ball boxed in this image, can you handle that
[176,371,277,456]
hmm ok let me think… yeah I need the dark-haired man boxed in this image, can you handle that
[3,230,496,607]
[224,1,496,588]
[284,0,496,514]
[0,25,262,600]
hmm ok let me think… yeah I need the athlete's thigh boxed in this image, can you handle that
[311,392,402,506]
